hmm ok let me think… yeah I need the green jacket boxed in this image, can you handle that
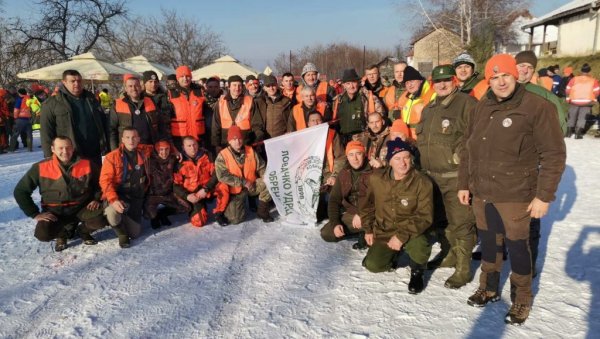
[416,89,477,174]
[524,82,568,135]
[359,167,433,244]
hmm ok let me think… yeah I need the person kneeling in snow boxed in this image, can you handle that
[144,140,190,229]
[215,126,273,224]
[14,136,106,252]
[174,136,229,227]
[359,138,433,294]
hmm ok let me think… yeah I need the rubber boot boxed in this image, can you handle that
[444,238,475,289]
[27,137,32,152]
[575,128,584,139]
[565,127,574,138]
[408,261,426,294]
[257,200,274,223]
[352,232,368,250]
[79,225,98,245]
[112,225,130,248]
[427,235,453,270]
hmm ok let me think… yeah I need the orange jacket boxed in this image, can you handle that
[537,76,553,92]
[220,146,257,194]
[566,75,600,106]
[174,152,215,194]
[100,146,148,203]
[325,129,335,173]
[169,88,206,138]
[14,95,32,119]
[383,85,407,112]
[218,95,253,130]
[470,80,489,100]
[295,81,328,105]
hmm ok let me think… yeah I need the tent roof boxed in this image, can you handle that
[192,55,258,80]
[115,55,175,80]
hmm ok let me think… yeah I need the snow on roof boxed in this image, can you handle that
[523,0,597,29]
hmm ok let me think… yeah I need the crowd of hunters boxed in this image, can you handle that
[6,48,597,325]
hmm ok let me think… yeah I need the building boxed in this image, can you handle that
[408,28,463,77]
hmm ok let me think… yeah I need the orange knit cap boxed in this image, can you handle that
[176,65,192,78]
[227,125,243,141]
[485,54,518,82]
[390,119,410,136]
[123,73,138,83]
[154,140,171,152]
[345,140,366,155]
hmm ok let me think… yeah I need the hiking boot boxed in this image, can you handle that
[565,127,574,138]
[150,217,161,229]
[215,212,230,226]
[55,238,68,252]
[467,288,500,307]
[118,235,130,249]
[80,232,98,245]
[504,303,531,325]
[408,268,425,294]
[575,128,584,139]
[158,211,172,226]
[248,196,258,212]
[257,200,274,223]
[352,232,367,250]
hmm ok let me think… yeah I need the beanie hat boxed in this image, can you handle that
[154,140,170,152]
[390,119,410,136]
[263,75,277,86]
[176,65,192,78]
[484,54,518,82]
[537,68,547,77]
[386,138,415,161]
[228,75,244,84]
[453,53,476,69]
[564,66,573,76]
[167,74,177,81]
[142,70,159,83]
[345,140,366,155]
[227,125,243,141]
[515,50,537,69]
[17,88,27,95]
[582,63,592,73]
[123,73,138,83]
[301,62,318,77]
[402,66,425,82]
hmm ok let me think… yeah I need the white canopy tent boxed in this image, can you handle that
[115,55,175,80]
[191,55,259,80]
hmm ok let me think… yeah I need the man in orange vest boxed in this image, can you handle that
[566,63,600,139]
[384,61,407,120]
[245,75,263,98]
[295,62,336,108]
[290,86,333,131]
[168,65,210,151]
[8,88,33,152]
[174,136,230,227]
[110,75,169,158]
[211,75,263,149]
[400,66,436,140]
[280,72,297,105]
[364,64,389,114]
[100,127,149,248]
[215,126,273,224]
[14,136,106,251]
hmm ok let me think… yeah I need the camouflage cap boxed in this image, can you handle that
[431,64,456,81]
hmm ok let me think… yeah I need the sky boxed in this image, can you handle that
[3,0,573,70]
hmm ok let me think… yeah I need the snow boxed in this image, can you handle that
[0,134,599,338]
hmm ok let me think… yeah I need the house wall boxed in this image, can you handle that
[412,29,463,77]
[558,10,600,56]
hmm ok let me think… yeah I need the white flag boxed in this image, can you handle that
[264,123,329,226]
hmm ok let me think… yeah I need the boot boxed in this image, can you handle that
[150,217,161,229]
[504,303,531,325]
[565,127,574,138]
[575,128,584,139]
[118,235,130,248]
[248,196,258,212]
[352,232,367,250]
[27,137,32,152]
[408,268,425,294]
[257,200,274,223]
[79,226,98,245]
[158,209,172,226]
[467,288,500,307]
[427,235,454,269]
[215,212,230,226]
[444,239,474,289]
[55,238,68,252]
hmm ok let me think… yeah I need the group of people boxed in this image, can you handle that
[12,49,570,326]
[0,85,48,153]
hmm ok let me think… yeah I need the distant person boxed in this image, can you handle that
[565,63,600,139]
[8,88,32,152]
[280,72,297,105]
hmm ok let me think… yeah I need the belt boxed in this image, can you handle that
[426,170,458,178]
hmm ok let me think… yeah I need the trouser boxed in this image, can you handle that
[0,123,7,149]
[9,118,32,151]
[223,178,271,224]
[320,212,362,242]
[144,193,190,219]
[473,197,532,305]
[34,207,106,242]
[362,233,432,273]
[104,197,144,238]
[567,104,591,130]
[186,183,230,227]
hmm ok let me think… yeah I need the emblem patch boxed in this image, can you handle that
[502,118,512,127]
[401,199,409,206]
[134,109,141,115]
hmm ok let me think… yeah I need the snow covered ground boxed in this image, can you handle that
[0,133,598,338]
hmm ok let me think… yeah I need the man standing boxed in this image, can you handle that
[280,72,297,105]
[417,65,477,289]
[364,64,388,112]
[360,138,433,294]
[202,77,223,154]
[295,62,336,107]
[100,127,149,248]
[400,66,436,140]
[41,70,107,166]
[245,75,263,98]
[453,53,483,96]
[290,86,332,130]
[255,75,293,139]
[458,54,566,325]
[383,61,407,120]
[566,63,600,139]
[8,89,33,152]
[14,136,105,251]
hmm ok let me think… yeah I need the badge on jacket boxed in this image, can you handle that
[401,199,409,206]
[502,118,512,127]
[192,100,198,106]
[442,119,450,133]
[134,109,141,115]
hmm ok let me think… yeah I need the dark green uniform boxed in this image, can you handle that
[359,167,433,273]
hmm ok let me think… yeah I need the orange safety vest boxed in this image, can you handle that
[221,146,257,194]
[567,75,598,105]
[537,77,553,92]
[325,129,335,173]
[292,103,326,130]
[15,95,32,119]
[401,83,435,140]
[470,80,489,100]
[295,81,328,104]
[218,95,253,130]
[384,86,407,112]
[169,89,206,138]
[39,155,93,208]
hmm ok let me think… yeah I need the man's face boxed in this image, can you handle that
[62,75,83,97]
[307,113,323,127]
[343,81,359,96]
[516,63,535,83]
[178,75,192,88]
[206,81,221,98]
[489,73,517,101]
[228,137,243,152]
[144,79,159,94]
[229,81,243,98]
[282,76,294,90]
[455,64,474,82]
[303,71,318,86]
[389,151,412,178]
[367,114,384,133]
[183,139,198,158]
[264,83,278,97]
[393,63,406,83]
[405,79,422,94]
[365,68,379,85]
[433,78,456,97]
[125,79,142,100]
[167,80,177,90]
[157,145,170,159]
[122,130,140,151]
[246,80,259,95]
[51,139,74,163]
[301,91,316,107]
[347,150,365,169]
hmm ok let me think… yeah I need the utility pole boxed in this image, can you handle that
[362,45,366,71]
[289,50,292,73]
